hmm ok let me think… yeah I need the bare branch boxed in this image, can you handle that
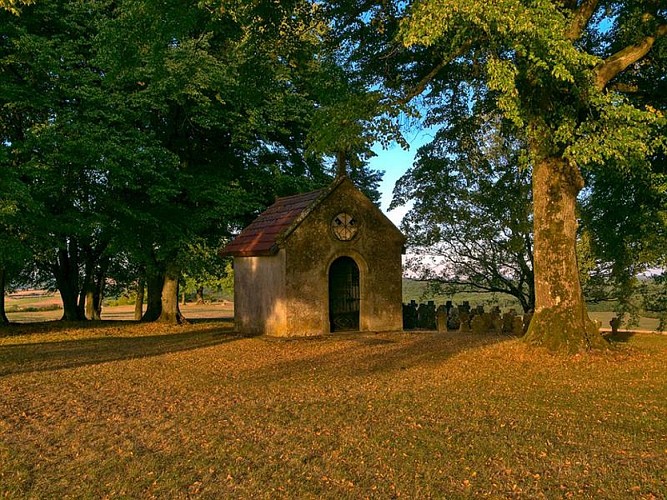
[594,24,667,91]
[399,40,473,105]
[565,0,600,41]
[400,58,448,105]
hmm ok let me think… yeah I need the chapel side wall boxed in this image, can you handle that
[362,246,403,332]
[282,235,327,336]
[284,180,404,334]
[233,252,287,336]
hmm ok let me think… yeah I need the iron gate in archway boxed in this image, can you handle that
[328,256,360,332]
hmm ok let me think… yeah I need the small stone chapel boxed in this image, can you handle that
[220,175,405,336]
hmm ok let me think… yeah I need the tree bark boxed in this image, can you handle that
[53,245,85,321]
[58,278,81,321]
[195,286,204,304]
[78,285,88,320]
[141,270,164,322]
[0,268,9,325]
[134,278,145,321]
[85,288,102,321]
[594,24,667,91]
[523,157,608,352]
[78,244,109,321]
[89,256,109,321]
[80,258,94,320]
[158,261,185,324]
[336,150,347,177]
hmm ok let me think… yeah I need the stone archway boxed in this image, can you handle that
[328,256,360,332]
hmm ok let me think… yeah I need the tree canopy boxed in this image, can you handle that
[325,0,666,351]
[2,0,665,344]
[0,0,384,323]
[393,113,535,312]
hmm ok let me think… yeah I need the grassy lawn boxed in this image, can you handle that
[0,322,666,498]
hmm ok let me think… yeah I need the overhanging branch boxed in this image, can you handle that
[399,40,473,105]
[594,24,667,91]
[565,0,600,41]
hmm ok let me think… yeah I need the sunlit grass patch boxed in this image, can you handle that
[0,326,665,498]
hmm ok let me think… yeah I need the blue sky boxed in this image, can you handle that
[369,127,437,226]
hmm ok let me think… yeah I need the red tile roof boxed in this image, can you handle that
[221,189,325,257]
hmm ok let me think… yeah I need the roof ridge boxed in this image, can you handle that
[274,188,324,201]
[220,176,372,258]
[220,183,336,257]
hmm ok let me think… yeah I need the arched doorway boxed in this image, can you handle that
[329,256,360,332]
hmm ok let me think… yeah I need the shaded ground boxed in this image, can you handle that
[0,323,665,498]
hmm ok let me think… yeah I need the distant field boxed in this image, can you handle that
[4,286,662,331]
[0,323,665,498]
[5,291,234,323]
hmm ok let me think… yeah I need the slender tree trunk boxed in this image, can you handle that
[158,261,185,324]
[134,278,145,321]
[0,268,9,325]
[89,257,108,321]
[77,244,109,320]
[91,289,103,320]
[85,289,102,321]
[516,292,532,314]
[77,273,93,320]
[158,262,184,324]
[85,290,96,320]
[336,150,347,177]
[141,269,164,322]
[81,267,94,320]
[78,288,88,319]
[523,157,608,352]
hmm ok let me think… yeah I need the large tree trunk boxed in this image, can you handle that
[0,268,9,325]
[158,261,185,324]
[141,270,164,322]
[53,245,85,321]
[523,157,608,352]
[58,277,81,321]
[134,278,145,321]
[195,286,204,304]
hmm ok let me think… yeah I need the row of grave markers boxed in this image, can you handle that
[402,300,532,336]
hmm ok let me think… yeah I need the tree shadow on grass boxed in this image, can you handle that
[349,332,514,377]
[604,331,635,343]
[0,327,240,377]
[252,331,514,382]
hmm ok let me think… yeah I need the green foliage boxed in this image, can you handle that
[0,0,35,15]
[1,0,385,313]
[180,241,233,299]
[392,111,535,311]
[397,0,665,166]
[328,0,666,348]
[641,274,667,331]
